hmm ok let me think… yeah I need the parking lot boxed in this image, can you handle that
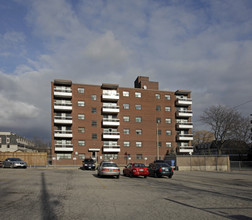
[0,168,252,220]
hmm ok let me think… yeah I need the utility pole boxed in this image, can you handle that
[157,123,159,160]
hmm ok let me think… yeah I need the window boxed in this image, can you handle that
[123,104,129,109]
[165,106,171,112]
[123,129,130,134]
[91,95,97,100]
[124,141,130,147]
[156,105,161,111]
[135,104,141,110]
[155,94,160,99]
[165,94,171,100]
[166,130,172,136]
[136,129,142,135]
[6,138,10,144]
[165,118,171,124]
[136,117,142,123]
[78,154,85,160]
[0,137,1,144]
[78,140,85,146]
[136,142,142,147]
[123,91,129,97]
[91,107,97,113]
[78,127,85,133]
[158,130,161,135]
[78,88,85,94]
[156,118,161,123]
[78,101,85,107]
[123,116,130,122]
[92,133,97,139]
[104,154,118,160]
[135,92,141,98]
[158,142,162,147]
[136,154,143,160]
[57,153,72,160]
[91,120,97,127]
[166,142,172,147]
[78,114,85,120]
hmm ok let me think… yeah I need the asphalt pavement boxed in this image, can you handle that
[0,168,251,220]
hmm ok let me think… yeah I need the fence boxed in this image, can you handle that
[0,152,48,167]
[176,155,230,171]
[230,161,252,170]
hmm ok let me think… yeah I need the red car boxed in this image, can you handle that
[123,163,149,178]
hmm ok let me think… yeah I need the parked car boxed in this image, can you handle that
[82,158,96,170]
[123,163,149,178]
[148,163,173,178]
[97,161,120,178]
[2,158,27,168]
[0,160,2,168]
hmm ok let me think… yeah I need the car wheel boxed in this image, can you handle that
[168,175,172,179]
[116,175,120,179]
[130,172,133,178]
[144,175,147,178]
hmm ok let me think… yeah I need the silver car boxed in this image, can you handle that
[3,158,27,168]
[97,161,120,178]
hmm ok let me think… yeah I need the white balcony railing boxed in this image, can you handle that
[176,122,193,129]
[176,110,193,118]
[103,146,121,153]
[177,146,194,153]
[54,116,72,124]
[54,130,73,138]
[177,134,194,141]
[102,105,120,113]
[103,131,120,139]
[54,102,72,111]
[54,88,72,98]
[102,92,119,101]
[102,118,120,126]
[176,98,192,106]
[54,143,73,152]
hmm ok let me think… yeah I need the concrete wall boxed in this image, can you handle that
[0,152,48,166]
[176,155,230,171]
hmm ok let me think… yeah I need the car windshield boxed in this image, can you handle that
[8,158,22,161]
[158,163,169,167]
[84,159,94,162]
[102,163,117,168]
[133,163,145,167]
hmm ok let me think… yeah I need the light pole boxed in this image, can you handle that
[157,123,159,160]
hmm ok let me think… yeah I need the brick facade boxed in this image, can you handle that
[51,76,193,165]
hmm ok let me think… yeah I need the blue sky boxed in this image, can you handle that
[0,0,252,141]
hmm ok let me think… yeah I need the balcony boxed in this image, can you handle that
[54,88,72,98]
[102,118,120,126]
[176,110,193,118]
[176,98,192,106]
[102,104,120,113]
[54,116,72,124]
[176,122,193,130]
[54,143,73,152]
[102,92,119,101]
[54,102,72,111]
[103,131,120,139]
[177,146,194,154]
[177,134,193,141]
[103,146,121,153]
[54,130,73,138]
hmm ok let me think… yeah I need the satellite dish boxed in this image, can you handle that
[143,85,147,89]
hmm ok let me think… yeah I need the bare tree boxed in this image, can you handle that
[200,105,245,155]
[193,130,214,146]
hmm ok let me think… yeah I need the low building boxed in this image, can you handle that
[0,132,38,153]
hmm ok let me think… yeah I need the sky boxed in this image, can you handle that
[0,0,252,142]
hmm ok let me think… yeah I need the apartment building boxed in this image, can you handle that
[51,76,193,165]
[0,132,37,152]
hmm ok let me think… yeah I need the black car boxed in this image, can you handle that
[82,158,96,170]
[148,163,173,178]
